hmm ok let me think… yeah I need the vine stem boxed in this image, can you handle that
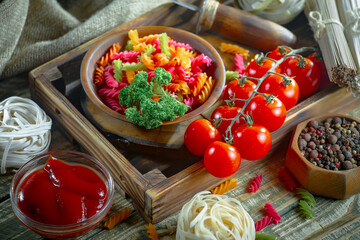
[224,46,317,143]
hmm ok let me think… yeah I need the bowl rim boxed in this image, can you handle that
[291,113,360,175]
[10,150,114,232]
[80,25,226,126]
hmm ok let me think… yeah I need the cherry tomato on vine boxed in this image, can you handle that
[245,94,286,132]
[232,124,272,160]
[283,57,321,98]
[244,58,281,82]
[308,52,332,90]
[210,105,245,140]
[184,119,221,156]
[267,46,295,71]
[222,79,256,108]
[259,74,300,110]
[204,141,241,178]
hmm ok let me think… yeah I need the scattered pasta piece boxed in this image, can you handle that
[255,216,273,231]
[210,178,238,195]
[264,202,281,224]
[220,42,250,59]
[145,223,159,240]
[177,191,255,240]
[298,200,315,219]
[278,168,298,192]
[296,188,316,208]
[103,208,132,230]
[249,173,263,193]
[234,54,246,75]
[255,232,277,240]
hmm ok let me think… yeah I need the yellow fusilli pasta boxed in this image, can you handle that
[154,53,169,67]
[197,76,215,104]
[128,29,140,46]
[139,34,161,44]
[94,66,104,86]
[103,208,132,230]
[220,42,249,59]
[210,178,238,195]
[126,71,136,83]
[191,72,207,97]
[141,54,156,70]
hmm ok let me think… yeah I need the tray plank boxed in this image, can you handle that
[29,1,360,224]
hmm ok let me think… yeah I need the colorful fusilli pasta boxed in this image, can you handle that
[248,173,263,193]
[92,29,216,117]
[103,208,132,230]
[210,178,238,195]
[145,223,159,240]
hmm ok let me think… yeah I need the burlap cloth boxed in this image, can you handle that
[0,0,169,79]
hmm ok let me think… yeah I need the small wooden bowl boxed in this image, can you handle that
[285,114,360,199]
[81,26,225,126]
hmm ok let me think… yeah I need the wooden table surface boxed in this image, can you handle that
[1,2,360,240]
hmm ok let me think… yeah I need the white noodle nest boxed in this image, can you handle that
[176,191,255,240]
[236,0,306,25]
[0,96,52,174]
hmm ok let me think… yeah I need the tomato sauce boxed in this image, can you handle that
[17,156,107,225]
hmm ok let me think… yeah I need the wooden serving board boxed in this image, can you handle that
[29,2,360,224]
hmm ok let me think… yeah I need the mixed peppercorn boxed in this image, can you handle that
[298,116,360,170]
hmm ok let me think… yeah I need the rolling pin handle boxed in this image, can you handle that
[196,0,297,52]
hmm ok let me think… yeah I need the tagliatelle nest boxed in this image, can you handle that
[176,191,255,240]
[0,96,52,174]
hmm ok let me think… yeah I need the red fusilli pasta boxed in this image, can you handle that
[264,202,281,224]
[248,173,263,193]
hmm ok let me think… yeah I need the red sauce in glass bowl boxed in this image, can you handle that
[17,156,107,225]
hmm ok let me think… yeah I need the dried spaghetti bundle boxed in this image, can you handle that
[305,0,359,96]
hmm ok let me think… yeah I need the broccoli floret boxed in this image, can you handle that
[118,68,189,129]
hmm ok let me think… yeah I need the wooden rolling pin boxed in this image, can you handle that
[173,0,297,52]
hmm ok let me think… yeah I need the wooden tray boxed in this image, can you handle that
[29,2,360,223]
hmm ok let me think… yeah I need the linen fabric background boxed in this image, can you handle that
[0,0,169,79]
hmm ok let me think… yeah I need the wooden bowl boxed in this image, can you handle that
[285,114,360,199]
[81,26,225,126]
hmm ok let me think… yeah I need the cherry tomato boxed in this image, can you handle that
[210,105,245,140]
[308,52,332,90]
[267,46,295,71]
[244,58,281,82]
[204,141,241,178]
[222,79,256,108]
[184,119,221,156]
[245,94,286,132]
[259,74,300,110]
[267,47,292,60]
[283,57,321,98]
[232,124,272,160]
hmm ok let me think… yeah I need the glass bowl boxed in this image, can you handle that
[10,150,114,239]
[80,26,226,126]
